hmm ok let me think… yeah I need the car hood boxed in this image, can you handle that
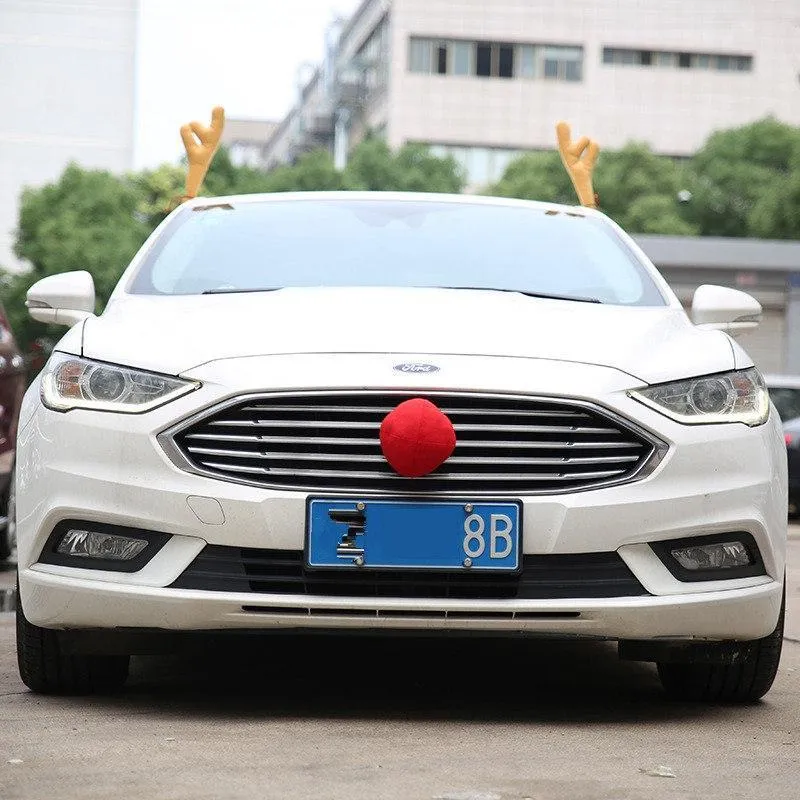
[80,287,736,385]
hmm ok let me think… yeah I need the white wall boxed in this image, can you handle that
[0,0,137,271]
[388,0,800,160]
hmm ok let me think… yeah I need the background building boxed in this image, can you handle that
[222,118,280,168]
[0,0,138,271]
[263,0,800,185]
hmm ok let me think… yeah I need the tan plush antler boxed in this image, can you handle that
[556,121,599,208]
[179,106,225,202]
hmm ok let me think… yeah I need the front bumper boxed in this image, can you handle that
[20,568,783,641]
[16,353,788,641]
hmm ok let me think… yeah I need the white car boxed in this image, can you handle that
[15,192,786,701]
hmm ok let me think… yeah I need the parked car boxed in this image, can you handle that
[764,374,800,423]
[782,416,800,516]
[0,301,25,559]
[14,193,787,702]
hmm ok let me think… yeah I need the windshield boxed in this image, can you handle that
[128,198,666,306]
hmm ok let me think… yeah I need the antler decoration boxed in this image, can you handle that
[556,121,599,208]
[179,106,225,203]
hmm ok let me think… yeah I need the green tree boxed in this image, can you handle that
[749,169,800,240]
[682,117,800,238]
[623,194,697,235]
[203,146,281,196]
[345,139,464,193]
[487,143,697,235]
[130,163,185,228]
[392,143,464,193]
[486,151,574,204]
[3,164,150,348]
[594,144,697,235]
[259,149,347,193]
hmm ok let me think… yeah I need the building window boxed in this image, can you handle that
[474,43,515,78]
[453,41,471,75]
[476,43,491,76]
[498,45,514,78]
[543,46,582,81]
[409,38,432,73]
[436,42,448,74]
[519,44,536,78]
[408,37,583,82]
[602,46,753,73]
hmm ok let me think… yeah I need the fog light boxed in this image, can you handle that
[670,540,753,571]
[56,529,148,561]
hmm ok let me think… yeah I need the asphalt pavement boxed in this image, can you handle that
[0,532,797,800]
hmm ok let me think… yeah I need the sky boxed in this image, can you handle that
[135,0,360,169]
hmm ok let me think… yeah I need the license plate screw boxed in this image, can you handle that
[464,503,473,513]
[353,556,364,566]
[356,501,365,511]
[463,557,473,568]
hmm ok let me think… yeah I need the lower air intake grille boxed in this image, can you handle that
[168,391,657,495]
[170,546,649,600]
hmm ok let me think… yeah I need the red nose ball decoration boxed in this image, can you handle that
[380,398,457,478]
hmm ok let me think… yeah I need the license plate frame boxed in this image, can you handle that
[305,497,522,573]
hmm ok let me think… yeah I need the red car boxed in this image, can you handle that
[0,302,25,559]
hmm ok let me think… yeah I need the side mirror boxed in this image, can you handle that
[26,271,96,327]
[691,284,761,335]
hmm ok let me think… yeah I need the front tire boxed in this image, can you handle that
[16,583,129,695]
[657,590,785,703]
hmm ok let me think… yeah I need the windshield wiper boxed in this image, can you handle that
[436,287,601,304]
[201,287,282,295]
[201,286,601,303]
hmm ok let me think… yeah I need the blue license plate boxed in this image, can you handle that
[306,499,521,572]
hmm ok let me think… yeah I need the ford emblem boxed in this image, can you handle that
[393,362,440,374]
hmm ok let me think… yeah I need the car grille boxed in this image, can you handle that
[169,392,657,495]
[170,546,649,599]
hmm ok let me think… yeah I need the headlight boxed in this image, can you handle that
[630,368,769,426]
[41,354,198,413]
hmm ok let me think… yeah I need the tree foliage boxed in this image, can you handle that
[488,143,697,235]
[485,151,574,204]
[487,117,800,240]
[4,164,151,348]
[345,138,464,193]
[680,117,800,238]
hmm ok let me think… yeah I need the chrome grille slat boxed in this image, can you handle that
[199,461,628,481]
[207,419,621,435]
[172,392,657,495]
[186,445,641,467]
[184,432,642,450]
[240,403,590,419]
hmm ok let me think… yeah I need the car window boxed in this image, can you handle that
[128,199,666,306]
[767,387,800,422]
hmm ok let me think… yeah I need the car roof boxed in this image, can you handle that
[184,190,608,219]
